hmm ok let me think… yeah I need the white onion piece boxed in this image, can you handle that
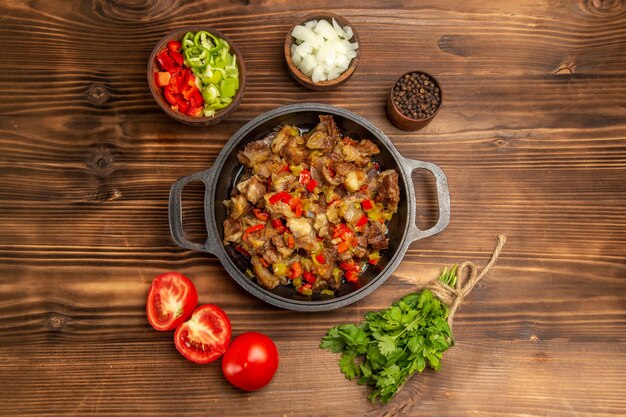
[290,19,359,83]
[343,25,353,40]
[314,19,338,41]
[332,18,347,39]
[292,25,314,44]
[327,70,341,81]
[300,54,316,76]
[311,65,324,83]
[296,42,313,57]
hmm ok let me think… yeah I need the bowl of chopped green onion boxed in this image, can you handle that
[148,26,246,126]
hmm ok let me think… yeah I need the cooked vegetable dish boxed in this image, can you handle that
[223,115,400,296]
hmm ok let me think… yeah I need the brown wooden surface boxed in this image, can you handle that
[1,1,625,416]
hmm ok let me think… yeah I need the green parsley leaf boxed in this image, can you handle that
[320,285,455,404]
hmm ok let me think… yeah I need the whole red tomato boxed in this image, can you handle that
[146,272,197,331]
[222,332,279,391]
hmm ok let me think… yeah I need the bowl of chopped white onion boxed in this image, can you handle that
[284,13,360,91]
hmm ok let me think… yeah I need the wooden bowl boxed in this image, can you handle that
[386,71,443,131]
[284,13,360,91]
[148,26,246,126]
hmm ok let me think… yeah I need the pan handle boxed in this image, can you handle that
[402,158,451,242]
[168,167,219,254]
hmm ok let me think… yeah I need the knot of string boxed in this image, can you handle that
[426,235,507,327]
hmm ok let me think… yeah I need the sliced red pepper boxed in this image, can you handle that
[289,262,303,279]
[242,224,264,241]
[339,260,356,271]
[169,50,184,67]
[361,199,373,211]
[167,73,180,94]
[163,85,178,105]
[189,89,203,108]
[297,283,313,294]
[259,258,270,268]
[333,223,347,239]
[337,241,350,254]
[288,196,302,217]
[235,245,250,257]
[156,49,176,72]
[277,164,290,174]
[253,209,269,222]
[306,179,318,192]
[154,71,171,87]
[299,169,311,185]
[269,191,291,205]
[368,258,379,265]
[186,106,203,117]
[356,214,368,228]
[285,234,295,249]
[345,269,359,283]
[182,84,196,100]
[167,40,182,52]
[177,99,189,114]
[303,271,316,284]
[315,254,325,264]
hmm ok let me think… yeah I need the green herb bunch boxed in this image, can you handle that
[320,268,457,403]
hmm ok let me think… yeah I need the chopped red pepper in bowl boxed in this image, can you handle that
[148,26,246,125]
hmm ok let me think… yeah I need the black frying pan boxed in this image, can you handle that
[169,104,450,311]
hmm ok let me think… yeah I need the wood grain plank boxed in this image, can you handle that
[0,0,625,416]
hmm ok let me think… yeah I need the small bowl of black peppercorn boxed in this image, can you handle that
[386,71,442,131]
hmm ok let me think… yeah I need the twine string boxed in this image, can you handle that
[426,235,507,326]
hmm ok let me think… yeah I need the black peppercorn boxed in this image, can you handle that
[392,72,440,120]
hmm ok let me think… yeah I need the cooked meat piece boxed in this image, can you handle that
[313,214,329,238]
[229,194,249,219]
[261,243,281,265]
[355,139,380,156]
[251,256,281,289]
[339,139,377,167]
[287,218,317,250]
[286,217,312,238]
[322,163,341,185]
[281,137,308,165]
[325,200,342,224]
[306,130,334,151]
[238,176,266,205]
[271,235,294,258]
[367,222,388,250]
[334,161,356,177]
[375,170,400,209]
[315,115,341,141]
[237,135,273,167]
[271,172,297,192]
[254,157,283,180]
[271,125,293,154]
[223,218,243,244]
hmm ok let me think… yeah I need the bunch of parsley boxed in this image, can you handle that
[320,267,457,403]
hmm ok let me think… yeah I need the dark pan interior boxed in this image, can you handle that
[213,110,408,302]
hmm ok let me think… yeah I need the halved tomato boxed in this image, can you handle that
[174,304,232,364]
[146,272,198,332]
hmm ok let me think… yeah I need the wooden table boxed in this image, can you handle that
[1,1,625,416]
